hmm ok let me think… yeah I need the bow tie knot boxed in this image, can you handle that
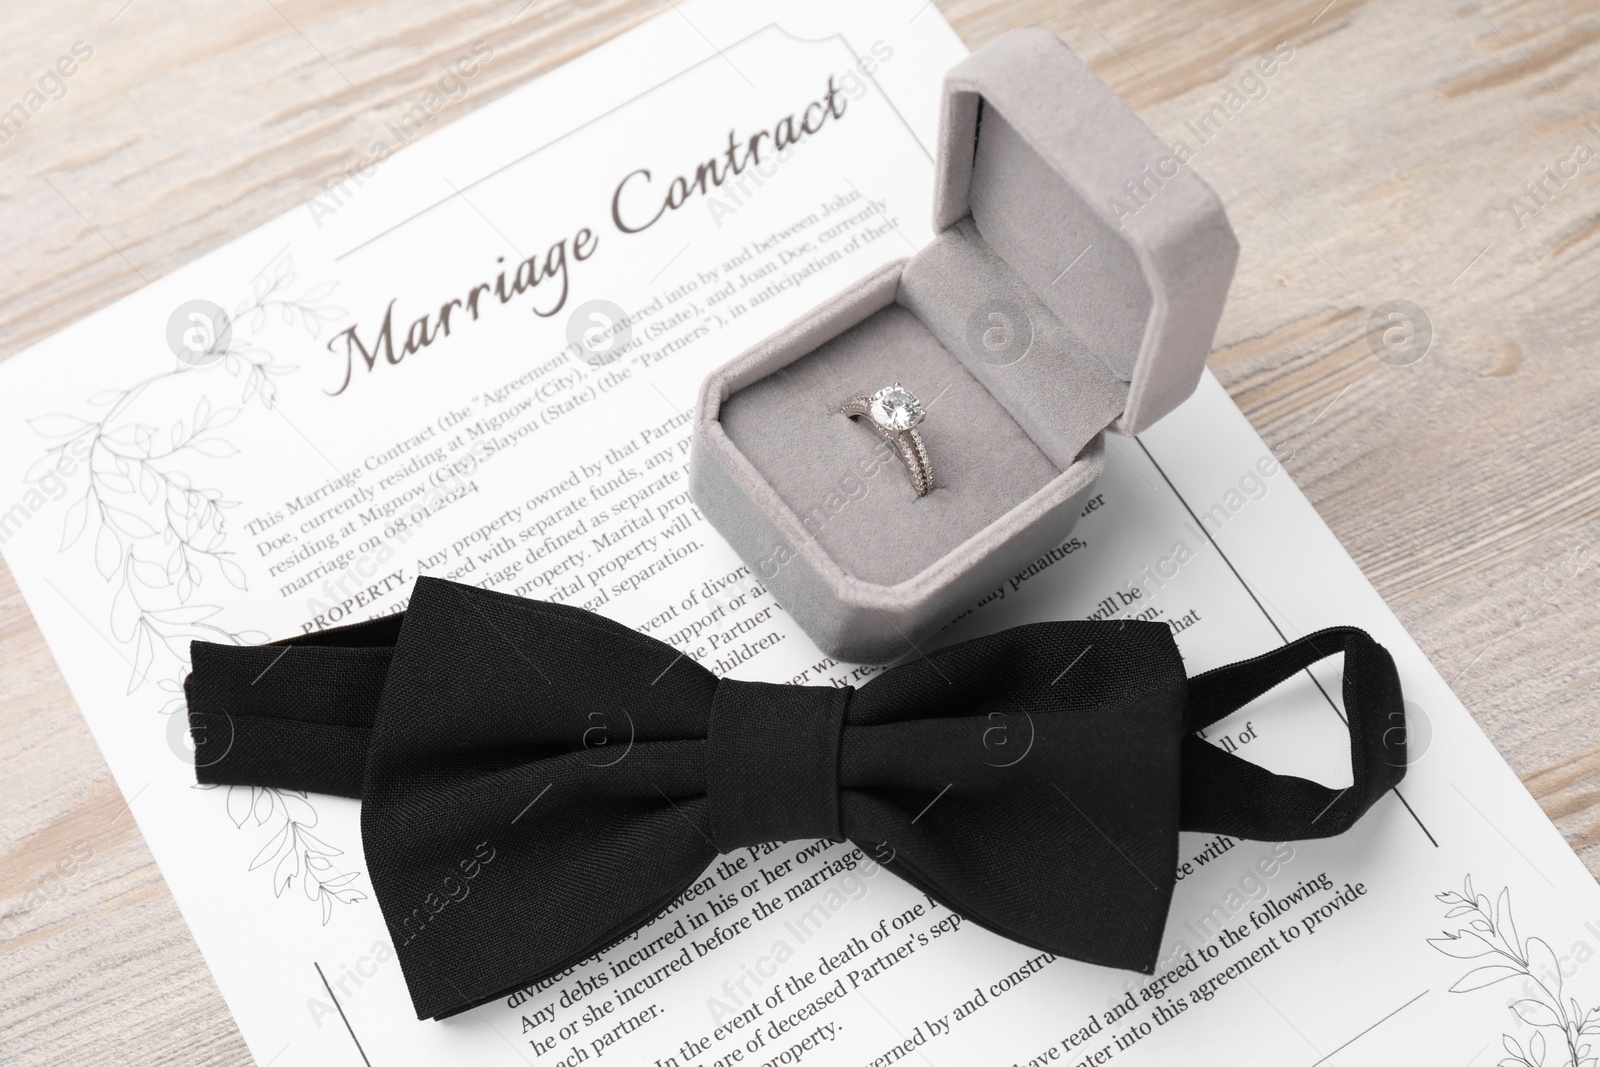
[707,678,851,851]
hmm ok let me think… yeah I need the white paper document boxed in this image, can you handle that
[3,3,1599,1065]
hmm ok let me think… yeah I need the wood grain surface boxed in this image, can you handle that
[2,0,1598,1062]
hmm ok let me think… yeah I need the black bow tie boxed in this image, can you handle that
[184,576,1404,1020]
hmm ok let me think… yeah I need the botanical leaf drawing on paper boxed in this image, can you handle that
[1430,876,1600,1067]
[27,252,365,922]
[222,783,367,924]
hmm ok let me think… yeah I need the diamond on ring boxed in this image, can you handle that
[869,385,924,431]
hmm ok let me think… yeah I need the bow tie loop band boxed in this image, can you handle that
[184,576,1405,1020]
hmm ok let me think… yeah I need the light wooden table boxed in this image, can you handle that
[2,0,1597,1062]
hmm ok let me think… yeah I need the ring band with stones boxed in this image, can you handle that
[841,383,933,498]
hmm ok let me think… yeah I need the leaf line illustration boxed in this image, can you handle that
[1429,875,1600,1067]
[27,253,362,922]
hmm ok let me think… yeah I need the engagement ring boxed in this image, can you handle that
[841,383,933,498]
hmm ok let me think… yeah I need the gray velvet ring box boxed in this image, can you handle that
[688,28,1239,664]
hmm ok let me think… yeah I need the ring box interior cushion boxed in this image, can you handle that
[689,28,1239,663]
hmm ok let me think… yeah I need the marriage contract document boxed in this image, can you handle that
[3,2,1599,1065]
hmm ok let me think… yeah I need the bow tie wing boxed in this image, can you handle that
[360,578,729,1019]
[837,621,1189,973]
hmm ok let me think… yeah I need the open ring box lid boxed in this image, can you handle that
[689,28,1238,664]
